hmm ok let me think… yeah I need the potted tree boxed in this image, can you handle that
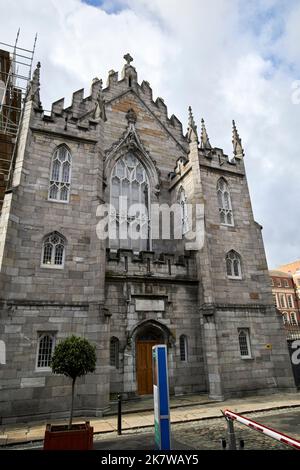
[43,335,97,450]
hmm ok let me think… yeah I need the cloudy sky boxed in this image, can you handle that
[1,0,299,268]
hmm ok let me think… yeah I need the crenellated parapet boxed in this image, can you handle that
[199,145,245,175]
[196,116,246,175]
[106,248,197,279]
[28,64,106,141]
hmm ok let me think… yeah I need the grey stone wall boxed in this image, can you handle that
[0,303,110,424]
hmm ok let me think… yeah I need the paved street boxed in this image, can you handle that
[93,408,300,450]
[4,407,300,451]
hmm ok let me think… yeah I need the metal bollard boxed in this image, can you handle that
[117,394,122,435]
[226,419,237,450]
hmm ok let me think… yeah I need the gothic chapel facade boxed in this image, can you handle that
[0,54,295,423]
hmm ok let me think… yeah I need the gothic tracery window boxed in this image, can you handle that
[226,250,242,279]
[42,232,65,268]
[110,153,150,251]
[217,178,234,226]
[48,145,71,202]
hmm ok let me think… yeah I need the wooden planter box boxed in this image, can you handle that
[43,421,93,450]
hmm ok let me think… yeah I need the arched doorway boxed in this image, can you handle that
[135,323,164,395]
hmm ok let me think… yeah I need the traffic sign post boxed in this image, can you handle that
[152,345,171,450]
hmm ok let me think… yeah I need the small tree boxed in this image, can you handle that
[51,335,96,429]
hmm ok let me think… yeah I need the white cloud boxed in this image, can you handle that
[0,0,299,267]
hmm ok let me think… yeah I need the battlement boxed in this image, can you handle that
[26,63,105,139]
[198,145,245,175]
[106,248,197,279]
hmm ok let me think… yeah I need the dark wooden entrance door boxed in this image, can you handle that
[136,340,161,395]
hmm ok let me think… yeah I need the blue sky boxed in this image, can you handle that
[82,0,126,13]
[0,0,299,268]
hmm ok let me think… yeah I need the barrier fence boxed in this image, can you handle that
[222,409,300,450]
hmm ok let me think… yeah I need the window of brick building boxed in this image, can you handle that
[282,312,289,324]
[287,295,294,309]
[279,294,287,308]
[290,312,298,326]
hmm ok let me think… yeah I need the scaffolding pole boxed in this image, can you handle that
[0,30,37,207]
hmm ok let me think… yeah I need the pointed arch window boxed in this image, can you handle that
[109,153,150,252]
[36,333,55,370]
[110,337,119,369]
[41,232,65,268]
[48,145,72,202]
[179,187,189,235]
[226,250,242,279]
[179,335,188,362]
[238,328,252,359]
[217,178,234,226]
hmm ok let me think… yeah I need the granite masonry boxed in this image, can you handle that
[0,54,295,423]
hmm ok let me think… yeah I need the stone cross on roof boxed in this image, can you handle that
[124,53,133,65]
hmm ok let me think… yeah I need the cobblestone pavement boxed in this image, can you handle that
[93,408,300,450]
[2,407,300,451]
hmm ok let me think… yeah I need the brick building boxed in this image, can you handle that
[277,260,300,303]
[0,54,295,423]
[269,270,300,340]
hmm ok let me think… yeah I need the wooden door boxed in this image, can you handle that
[136,340,160,395]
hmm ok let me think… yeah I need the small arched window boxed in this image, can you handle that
[238,328,251,358]
[179,335,188,362]
[217,178,234,226]
[110,337,119,369]
[226,250,242,279]
[36,333,55,369]
[290,312,298,326]
[48,145,72,202]
[179,188,189,235]
[41,232,65,268]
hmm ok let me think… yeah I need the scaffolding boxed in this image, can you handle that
[0,29,37,206]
